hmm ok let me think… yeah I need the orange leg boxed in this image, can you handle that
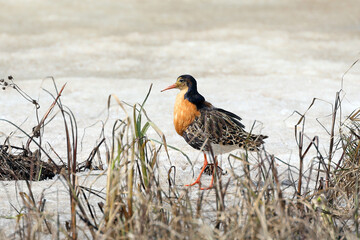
[185,153,208,187]
[200,157,218,190]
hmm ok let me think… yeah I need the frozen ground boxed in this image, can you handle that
[0,0,360,234]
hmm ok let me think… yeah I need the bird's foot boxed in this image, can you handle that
[203,164,227,176]
[200,184,213,190]
[185,180,200,187]
[185,181,214,190]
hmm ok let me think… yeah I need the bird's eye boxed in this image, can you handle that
[179,79,185,83]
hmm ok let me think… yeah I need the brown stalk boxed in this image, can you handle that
[327,92,340,186]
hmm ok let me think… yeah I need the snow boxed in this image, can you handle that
[0,0,360,234]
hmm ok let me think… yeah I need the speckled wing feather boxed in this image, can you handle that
[182,106,267,152]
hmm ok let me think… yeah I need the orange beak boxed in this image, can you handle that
[161,83,178,92]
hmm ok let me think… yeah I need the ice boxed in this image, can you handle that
[0,0,360,233]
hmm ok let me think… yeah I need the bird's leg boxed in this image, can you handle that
[200,156,218,190]
[185,153,208,187]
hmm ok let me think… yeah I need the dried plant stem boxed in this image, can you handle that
[327,91,340,185]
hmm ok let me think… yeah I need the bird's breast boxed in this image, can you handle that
[174,91,200,136]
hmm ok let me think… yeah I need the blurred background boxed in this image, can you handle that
[1,0,359,79]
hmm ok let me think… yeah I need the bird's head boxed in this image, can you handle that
[161,75,197,92]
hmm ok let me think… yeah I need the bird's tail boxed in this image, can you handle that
[245,133,268,151]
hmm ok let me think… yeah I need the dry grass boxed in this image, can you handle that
[0,75,359,239]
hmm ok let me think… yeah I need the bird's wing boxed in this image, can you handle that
[182,107,249,150]
[214,107,245,129]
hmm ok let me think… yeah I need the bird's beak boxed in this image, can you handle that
[161,83,178,92]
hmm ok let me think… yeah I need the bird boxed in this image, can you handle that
[161,75,267,190]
